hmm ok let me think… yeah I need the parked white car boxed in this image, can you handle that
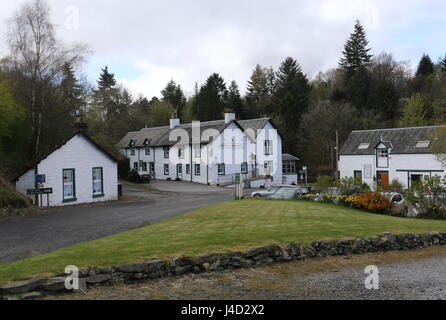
[251,185,300,198]
[267,186,311,199]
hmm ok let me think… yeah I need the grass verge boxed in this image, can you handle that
[1,199,446,284]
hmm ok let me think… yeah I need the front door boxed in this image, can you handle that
[177,164,183,180]
[377,171,389,190]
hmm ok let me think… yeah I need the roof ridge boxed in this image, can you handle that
[352,125,445,133]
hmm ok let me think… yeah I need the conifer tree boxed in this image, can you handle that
[416,54,435,76]
[401,93,428,127]
[339,20,373,78]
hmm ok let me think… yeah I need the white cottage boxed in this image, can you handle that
[117,113,284,187]
[339,126,446,189]
[15,131,118,206]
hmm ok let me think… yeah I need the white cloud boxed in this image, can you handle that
[1,0,445,98]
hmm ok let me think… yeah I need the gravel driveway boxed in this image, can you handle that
[0,182,232,264]
[58,246,446,300]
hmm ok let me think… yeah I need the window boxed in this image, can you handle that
[377,149,388,158]
[141,162,147,172]
[195,164,201,176]
[218,163,225,176]
[149,162,155,174]
[241,162,248,174]
[145,145,150,155]
[264,140,272,155]
[178,147,184,159]
[194,145,201,158]
[358,143,370,150]
[164,164,169,175]
[164,147,170,159]
[186,164,191,174]
[364,165,372,179]
[133,162,138,171]
[130,147,135,156]
[63,169,76,202]
[92,167,104,197]
[282,161,296,174]
[416,141,430,148]
[354,170,362,181]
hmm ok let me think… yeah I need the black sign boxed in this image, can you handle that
[27,188,53,195]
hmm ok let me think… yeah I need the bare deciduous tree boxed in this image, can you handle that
[6,0,89,160]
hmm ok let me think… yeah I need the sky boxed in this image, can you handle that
[1,0,446,98]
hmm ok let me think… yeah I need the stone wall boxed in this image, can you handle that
[2,232,446,300]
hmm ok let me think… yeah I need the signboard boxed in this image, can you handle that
[36,174,46,184]
[235,174,241,185]
[302,166,308,171]
[27,188,53,196]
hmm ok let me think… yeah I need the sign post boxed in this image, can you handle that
[302,166,308,187]
[234,173,244,200]
[27,188,53,207]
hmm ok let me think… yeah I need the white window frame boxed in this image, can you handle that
[195,164,201,176]
[241,162,248,174]
[63,169,76,202]
[264,140,273,155]
[218,163,225,176]
[164,164,169,175]
[92,167,104,197]
[164,147,170,159]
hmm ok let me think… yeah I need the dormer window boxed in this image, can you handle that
[358,143,370,150]
[416,141,430,148]
[377,149,388,158]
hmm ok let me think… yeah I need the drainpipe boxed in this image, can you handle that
[153,148,156,180]
[190,142,193,182]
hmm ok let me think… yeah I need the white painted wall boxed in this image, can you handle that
[255,121,283,184]
[120,120,284,187]
[16,134,118,206]
[339,153,446,189]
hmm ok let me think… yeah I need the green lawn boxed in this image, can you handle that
[2,199,446,284]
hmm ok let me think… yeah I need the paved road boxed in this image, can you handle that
[0,182,232,264]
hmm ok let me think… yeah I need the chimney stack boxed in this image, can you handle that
[170,118,180,129]
[74,111,88,134]
[224,113,236,123]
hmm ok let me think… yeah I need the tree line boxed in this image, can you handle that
[1,0,446,179]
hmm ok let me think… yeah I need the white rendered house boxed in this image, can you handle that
[15,131,118,206]
[117,113,285,187]
[339,126,446,189]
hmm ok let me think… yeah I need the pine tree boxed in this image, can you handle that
[401,93,428,127]
[245,65,270,117]
[339,20,373,78]
[272,57,310,155]
[416,54,435,76]
[98,66,116,90]
[192,73,228,121]
[226,81,245,119]
[161,80,186,118]
[440,54,446,72]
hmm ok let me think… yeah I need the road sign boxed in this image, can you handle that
[302,166,308,171]
[36,174,46,184]
[27,188,53,195]
[235,174,241,185]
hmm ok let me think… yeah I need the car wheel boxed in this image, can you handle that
[253,194,262,198]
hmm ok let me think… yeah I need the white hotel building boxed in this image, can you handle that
[117,113,291,187]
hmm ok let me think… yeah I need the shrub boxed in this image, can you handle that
[0,187,30,209]
[316,175,335,192]
[388,179,404,193]
[335,177,370,195]
[406,177,446,219]
[341,192,395,213]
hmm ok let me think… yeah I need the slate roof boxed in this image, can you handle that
[340,126,443,155]
[282,153,300,161]
[117,118,273,149]
[14,131,118,182]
